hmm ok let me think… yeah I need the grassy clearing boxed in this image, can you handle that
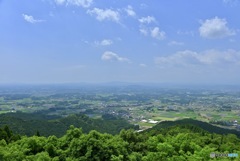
[0,111,9,114]
[152,116,176,121]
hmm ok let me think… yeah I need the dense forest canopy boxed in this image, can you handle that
[0,121,239,160]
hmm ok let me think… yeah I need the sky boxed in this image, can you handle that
[0,0,240,84]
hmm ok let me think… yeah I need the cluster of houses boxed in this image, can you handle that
[211,119,240,131]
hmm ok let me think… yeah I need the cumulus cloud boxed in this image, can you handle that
[95,39,113,46]
[101,51,130,63]
[155,49,240,67]
[199,17,235,39]
[139,27,166,40]
[138,15,165,40]
[87,8,120,22]
[22,14,44,23]
[151,27,165,40]
[54,0,93,8]
[139,16,156,24]
[125,5,136,17]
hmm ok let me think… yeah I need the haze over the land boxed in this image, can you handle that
[0,0,240,84]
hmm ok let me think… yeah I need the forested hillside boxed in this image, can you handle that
[145,119,240,137]
[0,112,137,137]
[0,123,239,160]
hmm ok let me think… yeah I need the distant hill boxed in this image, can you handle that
[145,118,240,137]
[0,112,137,137]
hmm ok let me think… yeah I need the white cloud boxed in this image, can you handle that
[87,8,120,22]
[54,0,93,8]
[95,39,113,46]
[125,5,136,17]
[139,16,156,24]
[139,28,148,36]
[101,51,130,63]
[198,49,240,65]
[138,15,165,40]
[155,50,199,67]
[199,17,235,39]
[151,27,165,40]
[168,41,184,46]
[22,14,44,23]
[139,27,166,40]
[155,49,240,67]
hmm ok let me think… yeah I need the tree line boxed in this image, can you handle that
[0,123,239,160]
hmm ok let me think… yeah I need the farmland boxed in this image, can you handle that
[0,84,240,131]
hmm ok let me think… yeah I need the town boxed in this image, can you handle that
[0,84,240,131]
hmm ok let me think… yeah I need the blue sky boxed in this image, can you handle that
[0,0,240,84]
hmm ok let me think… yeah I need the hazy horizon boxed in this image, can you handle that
[1,0,240,84]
